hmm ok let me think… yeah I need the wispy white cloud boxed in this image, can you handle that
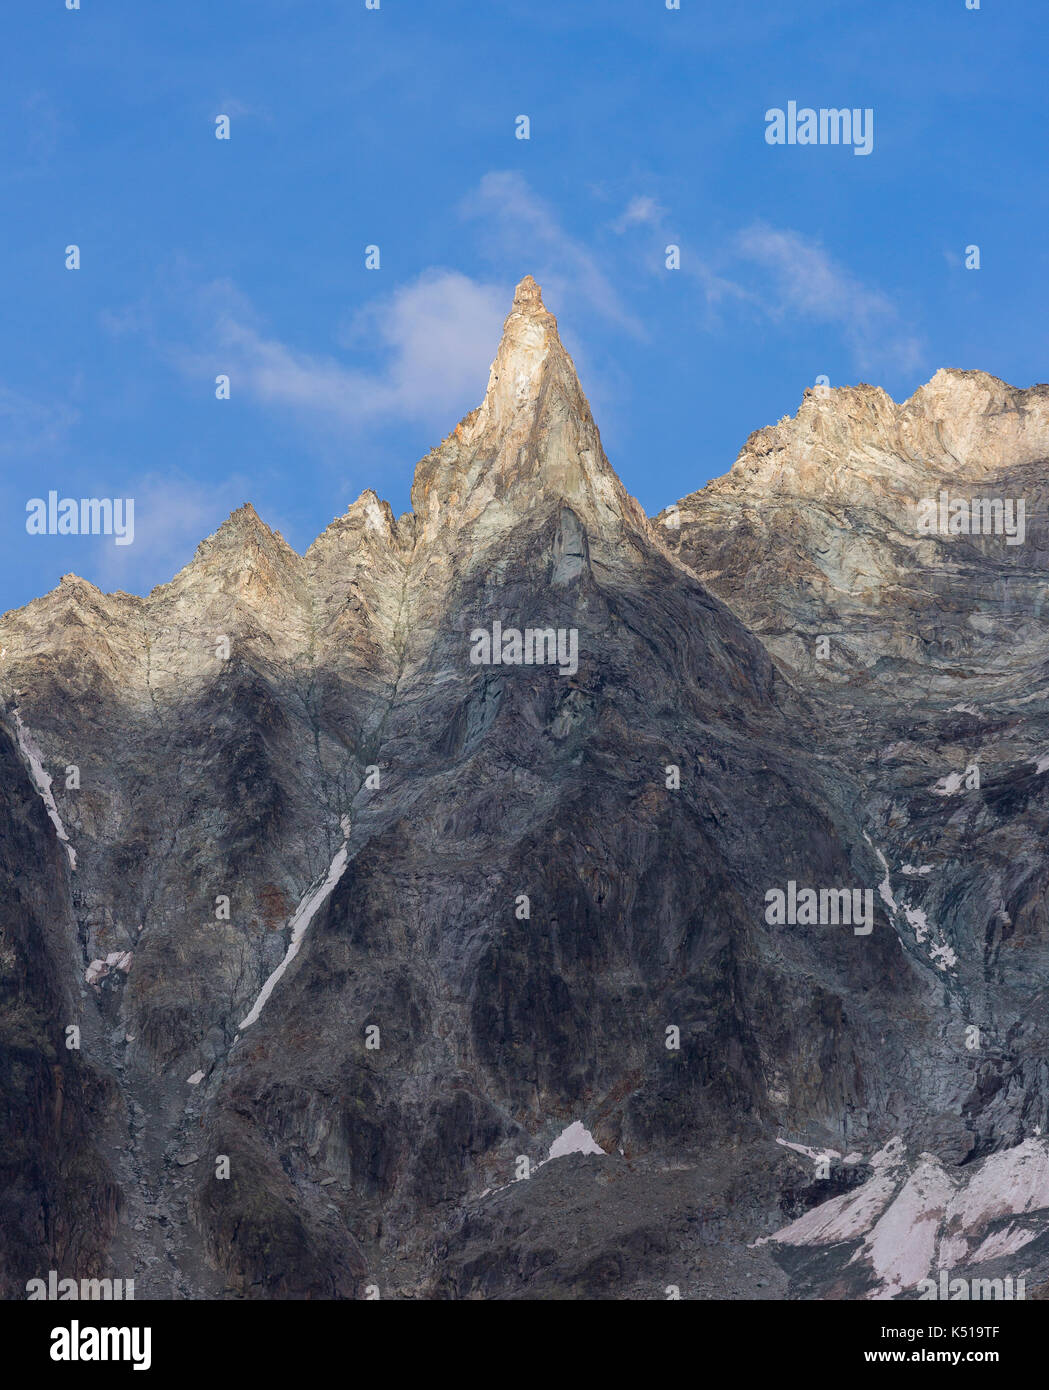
[171,269,506,432]
[460,171,646,337]
[603,191,921,369]
[337,270,506,416]
[735,224,922,372]
[610,195,667,233]
[604,191,749,308]
[103,193,921,452]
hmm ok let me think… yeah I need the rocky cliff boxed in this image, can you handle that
[3,277,1049,1299]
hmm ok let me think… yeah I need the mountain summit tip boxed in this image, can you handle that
[512,275,545,311]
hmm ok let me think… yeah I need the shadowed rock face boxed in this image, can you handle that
[2,278,1049,1300]
[0,726,121,1294]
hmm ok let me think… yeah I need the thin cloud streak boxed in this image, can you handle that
[735,223,923,374]
[174,270,507,432]
[461,171,647,338]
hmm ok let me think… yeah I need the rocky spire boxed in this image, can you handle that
[410,275,646,547]
[465,274,581,440]
[511,273,544,310]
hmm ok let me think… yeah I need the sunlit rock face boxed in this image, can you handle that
[658,371,1049,694]
[661,364,1049,1208]
[2,279,1049,1300]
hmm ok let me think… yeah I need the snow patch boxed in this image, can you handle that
[186,1071,204,1086]
[12,712,76,869]
[776,1137,842,1164]
[930,941,958,970]
[870,1137,907,1169]
[904,906,929,944]
[932,772,964,796]
[238,842,350,1030]
[473,1118,607,1203]
[902,906,955,972]
[854,1156,958,1297]
[865,838,954,973]
[948,1138,1049,1231]
[547,1121,605,1161]
[766,1168,901,1249]
[768,1136,1049,1296]
[865,836,898,913]
[967,1224,1037,1263]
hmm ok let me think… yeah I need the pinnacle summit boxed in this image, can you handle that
[512,273,545,310]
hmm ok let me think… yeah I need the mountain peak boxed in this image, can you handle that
[216,502,266,535]
[672,366,1049,514]
[409,275,647,548]
[466,273,575,440]
[512,273,545,312]
[170,502,302,595]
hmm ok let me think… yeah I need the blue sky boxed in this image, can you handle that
[1,0,1046,609]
